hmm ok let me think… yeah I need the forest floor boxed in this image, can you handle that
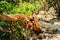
[28,7,60,40]
[28,19,60,40]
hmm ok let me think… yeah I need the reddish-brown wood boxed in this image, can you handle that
[0,14,42,33]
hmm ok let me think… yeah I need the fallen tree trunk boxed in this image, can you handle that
[0,14,25,22]
[0,14,43,34]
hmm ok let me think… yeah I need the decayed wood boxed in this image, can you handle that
[22,13,43,33]
[0,14,25,22]
[0,14,42,33]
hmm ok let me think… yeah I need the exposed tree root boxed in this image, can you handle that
[0,14,43,33]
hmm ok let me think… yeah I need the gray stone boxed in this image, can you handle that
[39,21,60,31]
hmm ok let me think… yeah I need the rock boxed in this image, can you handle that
[39,11,47,15]
[47,7,56,15]
[54,22,60,25]
[39,21,60,31]
[37,14,56,21]
[38,33,46,39]
[56,34,60,38]
[29,37,37,40]
[32,37,37,40]
[37,7,57,21]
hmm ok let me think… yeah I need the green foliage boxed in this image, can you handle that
[0,1,13,14]
[34,0,46,11]
[0,0,46,15]
[47,0,60,7]
[0,1,36,15]
[0,20,8,27]
[18,2,35,15]
[47,0,60,11]
[57,15,60,20]
[0,0,20,5]
[0,20,27,40]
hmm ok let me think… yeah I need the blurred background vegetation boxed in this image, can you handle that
[0,0,46,15]
[0,0,60,40]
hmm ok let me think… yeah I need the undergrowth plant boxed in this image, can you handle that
[0,1,13,14]
[0,20,28,40]
[0,1,35,16]
[0,0,46,16]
